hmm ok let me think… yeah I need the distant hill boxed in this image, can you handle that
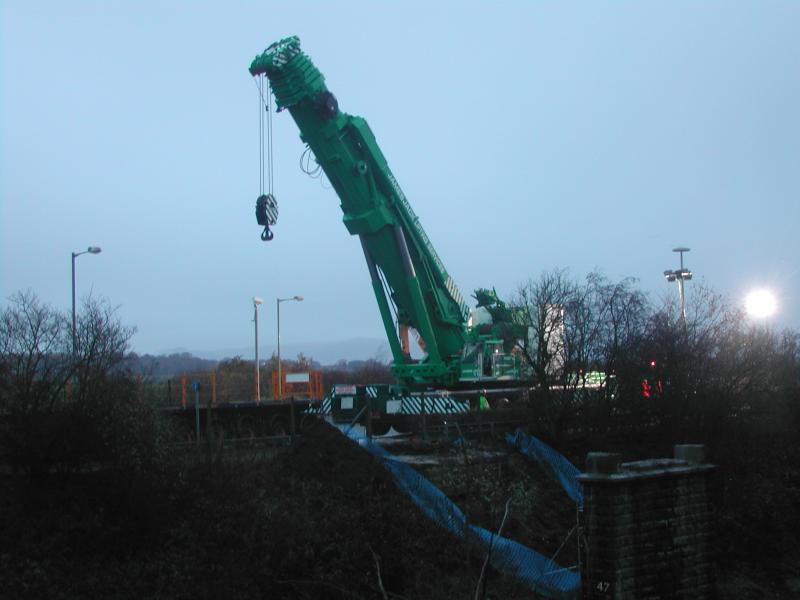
[133,338,391,379]
[128,352,218,380]
[162,337,391,366]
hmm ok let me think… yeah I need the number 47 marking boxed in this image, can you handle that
[596,581,611,592]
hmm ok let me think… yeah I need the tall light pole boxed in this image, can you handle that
[71,246,102,354]
[663,247,692,325]
[277,295,303,400]
[253,297,264,403]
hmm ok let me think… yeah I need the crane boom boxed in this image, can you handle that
[250,37,517,388]
[250,37,471,386]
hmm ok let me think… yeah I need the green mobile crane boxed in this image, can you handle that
[250,37,520,391]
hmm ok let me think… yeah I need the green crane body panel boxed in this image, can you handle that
[250,37,518,388]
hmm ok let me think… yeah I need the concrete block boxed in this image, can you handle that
[586,452,622,475]
[674,444,705,464]
[621,458,686,473]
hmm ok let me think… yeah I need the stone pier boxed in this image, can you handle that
[578,445,717,599]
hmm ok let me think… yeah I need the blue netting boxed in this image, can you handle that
[336,425,580,598]
[505,429,584,507]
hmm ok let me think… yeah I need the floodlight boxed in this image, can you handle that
[745,289,777,319]
[664,247,693,324]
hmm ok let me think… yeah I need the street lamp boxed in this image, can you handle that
[253,297,264,403]
[71,246,102,354]
[277,295,303,399]
[663,247,692,325]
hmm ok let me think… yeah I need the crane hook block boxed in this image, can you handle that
[255,194,278,242]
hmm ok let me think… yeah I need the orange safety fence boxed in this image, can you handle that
[173,368,323,407]
[271,370,324,401]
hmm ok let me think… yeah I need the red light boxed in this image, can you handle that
[649,360,656,368]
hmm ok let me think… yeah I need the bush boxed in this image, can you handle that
[0,291,167,476]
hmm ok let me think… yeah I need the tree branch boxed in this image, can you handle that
[474,495,512,600]
[368,544,389,600]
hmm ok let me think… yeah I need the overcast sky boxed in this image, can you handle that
[2,1,798,358]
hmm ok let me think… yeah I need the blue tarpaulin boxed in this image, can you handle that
[336,424,580,599]
[505,429,584,507]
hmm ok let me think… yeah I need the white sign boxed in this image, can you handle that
[286,372,310,383]
[386,400,401,414]
[340,397,354,410]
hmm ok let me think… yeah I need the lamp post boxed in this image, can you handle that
[663,247,692,325]
[71,246,102,354]
[253,297,264,403]
[277,295,303,399]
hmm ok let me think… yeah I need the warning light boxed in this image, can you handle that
[649,360,656,368]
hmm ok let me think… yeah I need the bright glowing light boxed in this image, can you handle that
[745,289,777,319]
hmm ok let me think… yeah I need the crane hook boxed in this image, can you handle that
[255,193,279,242]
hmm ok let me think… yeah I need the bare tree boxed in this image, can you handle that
[511,268,800,444]
[0,291,73,418]
[633,283,800,438]
[0,291,156,476]
[587,272,650,375]
[513,269,577,390]
[511,270,651,436]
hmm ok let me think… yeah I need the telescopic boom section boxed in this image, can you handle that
[250,37,470,386]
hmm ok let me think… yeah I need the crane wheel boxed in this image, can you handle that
[270,415,289,436]
[370,421,391,436]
